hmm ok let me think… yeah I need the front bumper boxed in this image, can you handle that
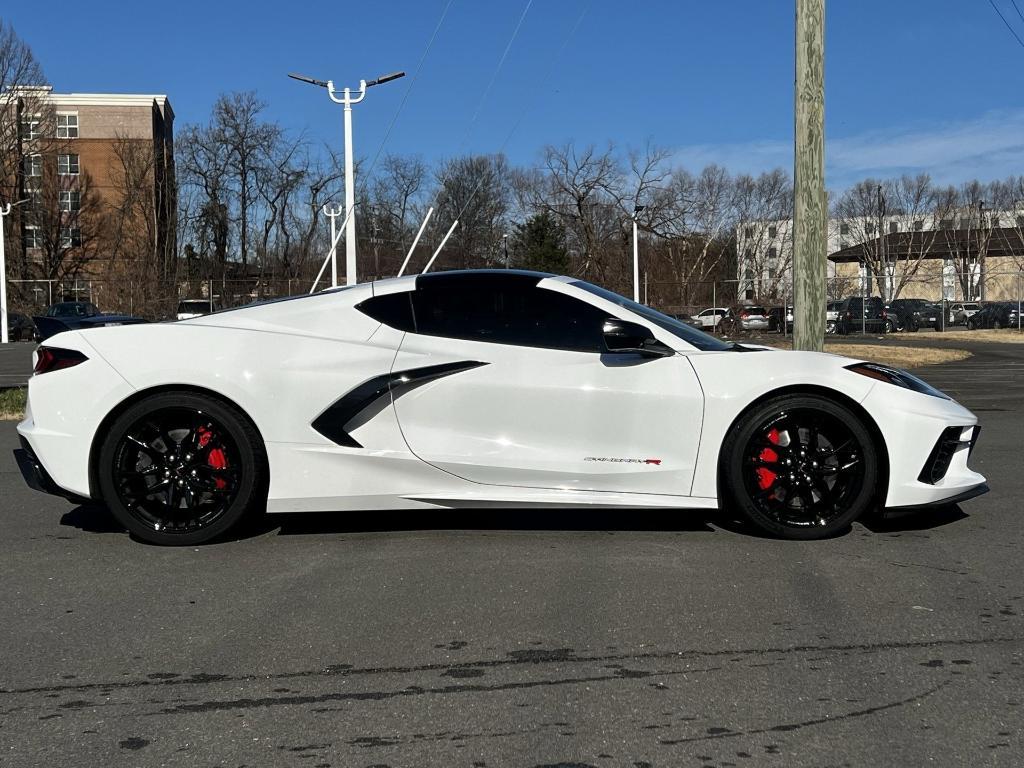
[860,383,987,508]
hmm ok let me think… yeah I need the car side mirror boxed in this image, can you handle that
[602,318,674,358]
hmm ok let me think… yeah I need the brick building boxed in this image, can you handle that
[4,86,176,305]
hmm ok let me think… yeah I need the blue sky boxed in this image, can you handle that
[6,0,1024,188]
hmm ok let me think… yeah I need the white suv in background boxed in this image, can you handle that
[695,307,728,328]
[949,302,981,326]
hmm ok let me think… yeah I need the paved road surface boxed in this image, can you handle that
[0,344,1021,767]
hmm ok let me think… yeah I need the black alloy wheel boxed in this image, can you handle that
[722,395,878,539]
[98,392,266,545]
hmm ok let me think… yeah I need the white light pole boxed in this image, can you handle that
[632,205,645,303]
[1,201,27,345]
[289,70,405,286]
[322,203,343,288]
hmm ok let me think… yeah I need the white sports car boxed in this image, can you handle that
[15,270,987,545]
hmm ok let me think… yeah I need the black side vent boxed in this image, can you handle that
[311,361,487,447]
[918,426,971,485]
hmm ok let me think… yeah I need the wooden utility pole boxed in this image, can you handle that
[793,0,826,351]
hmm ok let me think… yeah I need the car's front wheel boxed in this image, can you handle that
[721,394,879,540]
[97,392,267,545]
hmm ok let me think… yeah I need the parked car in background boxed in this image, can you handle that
[948,302,981,326]
[34,301,148,342]
[693,307,728,329]
[836,296,891,334]
[719,305,769,334]
[767,305,794,333]
[6,312,37,341]
[966,302,1020,330]
[45,301,102,319]
[176,299,221,320]
[826,301,842,334]
[887,298,942,332]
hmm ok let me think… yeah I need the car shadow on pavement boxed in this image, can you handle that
[55,502,970,542]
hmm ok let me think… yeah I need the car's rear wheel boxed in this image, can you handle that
[722,395,878,540]
[97,392,266,545]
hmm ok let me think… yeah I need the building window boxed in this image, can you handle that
[913,219,924,231]
[768,225,778,238]
[59,190,81,212]
[889,222,898,234]
[958,217,971,229]
[865,223,875,235]
[840,223,850,235]
[57,113,79,139]
[24,226,42,249]
[939,218,953,229]
[991,216,1000,228]
[20,114,41,141]
[1017,215,1024,228]
[58,153,79,175]
[743,226,753,239]
[767,246,778,260]
[60,226,82,248]
[23,154,43,177]
[25,182,43,211]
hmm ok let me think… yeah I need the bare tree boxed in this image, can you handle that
[734,169,792,300]
[433,154,511,270]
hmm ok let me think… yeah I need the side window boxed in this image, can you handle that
[356,292,415,331]
[411,275,607,352]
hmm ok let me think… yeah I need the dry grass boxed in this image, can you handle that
[824,344,971,368]
[921,328,1024,344]
[0,388,26,421]
[754,340,971,368]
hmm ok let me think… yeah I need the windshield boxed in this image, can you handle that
[571,280,731,351]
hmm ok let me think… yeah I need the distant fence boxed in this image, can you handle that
[5,268,1023,330]
[6,277,313,320]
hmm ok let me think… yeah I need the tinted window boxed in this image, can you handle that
[412,273,608,352]
[356,292,415,332]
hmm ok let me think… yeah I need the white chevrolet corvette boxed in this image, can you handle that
[15,270,987,545]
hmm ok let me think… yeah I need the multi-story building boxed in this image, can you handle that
[737,211,1024,302]
[4,86,175,302]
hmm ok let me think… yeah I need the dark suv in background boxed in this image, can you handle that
[836,296,891,334]
[887,298,942,332]
[967,302,1020,329]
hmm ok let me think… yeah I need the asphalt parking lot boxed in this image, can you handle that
[0,340,1022,767]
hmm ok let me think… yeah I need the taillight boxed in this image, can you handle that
[740,311,749,318]
[34,347,88,375]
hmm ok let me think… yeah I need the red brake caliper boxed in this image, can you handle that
[197,427,228,489]
[756,427,780,493]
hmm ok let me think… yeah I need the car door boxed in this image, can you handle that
[376,273,705,496]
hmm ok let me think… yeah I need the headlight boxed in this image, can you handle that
[845,362,950,400]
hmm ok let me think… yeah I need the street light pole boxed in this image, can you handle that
[0,203,10,344]
[632,205,645,303]
[1,201,27,345]
[289,70,405,287]
[322,203,343,288]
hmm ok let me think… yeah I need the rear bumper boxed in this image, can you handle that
[13,436,90,504]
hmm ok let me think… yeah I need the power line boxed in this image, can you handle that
[1012,0,1024,24]
[456,2,590,221]
[363,0,456,181]
[987,0,1024,51]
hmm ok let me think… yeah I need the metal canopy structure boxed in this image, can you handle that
[828,227,1024,263]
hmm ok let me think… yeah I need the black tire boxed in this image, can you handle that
[967,318,976,330]
[720,394,879,540]
[885,319,896,334]
[97,391,267,545]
